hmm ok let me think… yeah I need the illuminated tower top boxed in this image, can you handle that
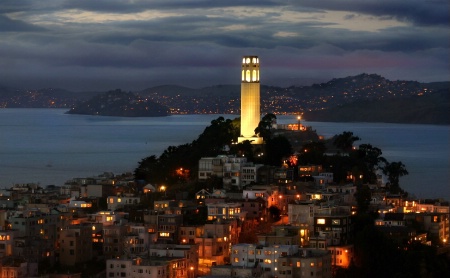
[241,56,260,83]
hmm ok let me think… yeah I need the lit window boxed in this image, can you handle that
[317,219,325,224]
[246,70,251,82]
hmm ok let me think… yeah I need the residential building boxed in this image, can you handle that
[107,195,141,211]
[313,213,353,246]
[195,219,239,275]
[58,225,93,266]
[230,244,298,277]
[257,225,303,247]
[157,214,183,243]
[206,202,244,221]
[276,248,332,278]
[103,225,128,259]
[0,256,38,278]
[106,257,183,278]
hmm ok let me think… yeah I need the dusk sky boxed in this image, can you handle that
[1,0,449,91]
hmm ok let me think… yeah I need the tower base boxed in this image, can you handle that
[238,136,264,144]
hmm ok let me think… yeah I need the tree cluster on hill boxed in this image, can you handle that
[134,114,409,199]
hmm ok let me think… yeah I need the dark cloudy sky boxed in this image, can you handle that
[1,0,448,91]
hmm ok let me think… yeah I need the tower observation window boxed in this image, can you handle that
[246,70,251,82]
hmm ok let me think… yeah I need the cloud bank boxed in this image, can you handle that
[1,0,448,91]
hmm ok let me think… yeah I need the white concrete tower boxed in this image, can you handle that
[238,56,263,144]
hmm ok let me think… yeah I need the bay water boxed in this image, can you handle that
[0,109,448,200]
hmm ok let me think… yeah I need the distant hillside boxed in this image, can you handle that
[66,90,170,117]
[303,89,450,125]
[1,73,449,124]
[140,74,448,114]
[0,87,95,108]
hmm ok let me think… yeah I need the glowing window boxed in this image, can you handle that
[252,70,257,81]
[317,219,325,224]
[246,58,250,64]
[246,70,251,82]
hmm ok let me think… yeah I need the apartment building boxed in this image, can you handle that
[58,225,93,266]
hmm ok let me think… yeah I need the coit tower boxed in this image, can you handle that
[238,56,263,144]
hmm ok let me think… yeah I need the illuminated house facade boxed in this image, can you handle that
[195,219,239,275]
[238,56,263,144]
[206,203,244,221]
[313,214,353,246]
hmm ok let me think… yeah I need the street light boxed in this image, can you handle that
[160,185,167,197]
[297,115,301,130]
[189,266,195,278]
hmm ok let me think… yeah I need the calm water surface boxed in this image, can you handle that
[0,109,448,200]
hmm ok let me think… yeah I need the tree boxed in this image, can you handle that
[264,135,292,166]
[134,117,240,184]
[355,184,372,213]
[357,144,386,168]
[232,140,255,161]
[255,113,276,141]
[333,131,360,152]
[382,161,409,194]
[268,205,281,222]
[298,141,326,165]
